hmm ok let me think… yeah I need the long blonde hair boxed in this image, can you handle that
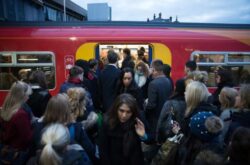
[67,87,87,120]
[43,94,72,125]
[40,123,70,165]
[0,81,32,121]
[185,81,210,117]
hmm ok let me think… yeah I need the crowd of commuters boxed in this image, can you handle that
[0,47,250,165]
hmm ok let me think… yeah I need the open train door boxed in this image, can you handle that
[75,42,172,66]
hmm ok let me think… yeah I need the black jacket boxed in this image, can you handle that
[98,117,144,165]
[99,65,121,113]
[27,87,51,118]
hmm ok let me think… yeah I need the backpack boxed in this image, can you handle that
[68,124,92,165]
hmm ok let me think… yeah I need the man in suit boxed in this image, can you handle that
[146,59,172,140]
[99,50,121,113]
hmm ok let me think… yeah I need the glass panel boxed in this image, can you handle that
[17,54,52,63]
[99,44,150,68]
[228,54,250,62]
[0,53,12,63]
[195,54,225,63]
[198,64,250,87]
[0,66,55,90]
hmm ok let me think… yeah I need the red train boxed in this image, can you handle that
[0,22,250,106]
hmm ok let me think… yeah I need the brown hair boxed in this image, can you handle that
[136,61,149,77]
[239,84,250,109]
[43,94,72,125]
[107,93,139,129]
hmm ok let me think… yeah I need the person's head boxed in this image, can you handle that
[216,69,233,85]
[150,59,164,78]
[1,81,32,121]
[237,84,250,109]
[43,94,72,125]
[190,111,224,142]
[40,123,70,165]
[185,60,197,75]
[18,69,30,82]
[227,127,250,164]
[185,81,211,116]
[219,87,238,110]
[123,48,131,59]
[120,67,135,88]
[75,59,89,78]
[191,71,208,84]
[29,70,48,89]
[171,78,186,99]
[163,64,171,77]
[107,50,119,64]
[135,61,149,77]
[137,50,145,60]
[69,66,83,81]
[139,47,145,53]
[67,87,87,120]
[88,59,98,71]
[108,93,139,129]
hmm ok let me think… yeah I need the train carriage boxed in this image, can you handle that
[0,21,250,105]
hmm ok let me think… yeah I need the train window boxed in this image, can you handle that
[97,44,151,68]
[0,51,55,90]
[0,53,12,63]
[191,51,250,87]
[228,53,250,63]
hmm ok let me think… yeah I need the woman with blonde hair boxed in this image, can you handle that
[31,94,96,163]
[182,81,219,135]
[39,123,91,165]
[0,81,33,164]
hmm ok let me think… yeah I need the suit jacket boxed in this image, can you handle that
[145,76,172,139]
[99,64,121,113]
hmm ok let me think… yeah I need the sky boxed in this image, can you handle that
[71,0,250,24]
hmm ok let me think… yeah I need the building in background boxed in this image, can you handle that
[0,0,87,21]
[87,3,111,21]
[147,13,179,23]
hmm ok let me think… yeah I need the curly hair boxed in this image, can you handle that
[67,87,87,120]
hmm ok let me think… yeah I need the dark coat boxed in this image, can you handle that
[98,117,144,165]
[99,65,121,113]
[182,102,219,136]
[116,82,144,111]
[145,76,172,139]
[225,109,250,144]
[27,87,51,118]
[156,97,186,143]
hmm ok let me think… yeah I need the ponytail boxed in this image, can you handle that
[39,123,70,165]
[40,143,62,165]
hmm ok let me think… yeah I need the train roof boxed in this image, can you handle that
[0,21,250,29]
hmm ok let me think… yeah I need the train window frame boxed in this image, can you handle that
[191,51,250,87]
[0,51,56,90]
